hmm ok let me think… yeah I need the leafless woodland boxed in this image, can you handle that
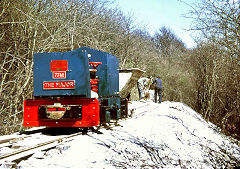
[0,0,239,138]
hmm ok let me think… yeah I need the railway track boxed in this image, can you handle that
[0,128,86,166]
[0,101,157,167]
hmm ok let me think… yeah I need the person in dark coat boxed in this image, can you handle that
[154,77,162,103]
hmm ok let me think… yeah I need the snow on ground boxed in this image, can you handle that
[11,101,240,168]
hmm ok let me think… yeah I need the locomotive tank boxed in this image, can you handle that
[33,48,91,97]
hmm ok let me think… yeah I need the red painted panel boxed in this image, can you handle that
[43,81,75,90]
[51,60,68,72]
[23,98,99,127]
[52,71,66,79]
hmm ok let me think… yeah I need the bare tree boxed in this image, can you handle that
[185,0,240,136]
[152,26,186,58]
[188,0,240,57]
[0,0,161,134]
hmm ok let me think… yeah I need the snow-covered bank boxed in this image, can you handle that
[12,101,240,168]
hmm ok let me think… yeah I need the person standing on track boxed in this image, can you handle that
[154,77,162,103]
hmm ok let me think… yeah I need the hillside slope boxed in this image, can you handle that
[15,101,240,168]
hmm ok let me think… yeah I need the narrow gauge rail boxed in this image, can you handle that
[0,136,31,145]
[0,131,84,164]
[0,101,157,167]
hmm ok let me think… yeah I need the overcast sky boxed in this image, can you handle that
[117,0,198,48]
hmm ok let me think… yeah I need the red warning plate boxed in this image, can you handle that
[51,60,68,72]
[52,71,66,79]
[43,81,75,90]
